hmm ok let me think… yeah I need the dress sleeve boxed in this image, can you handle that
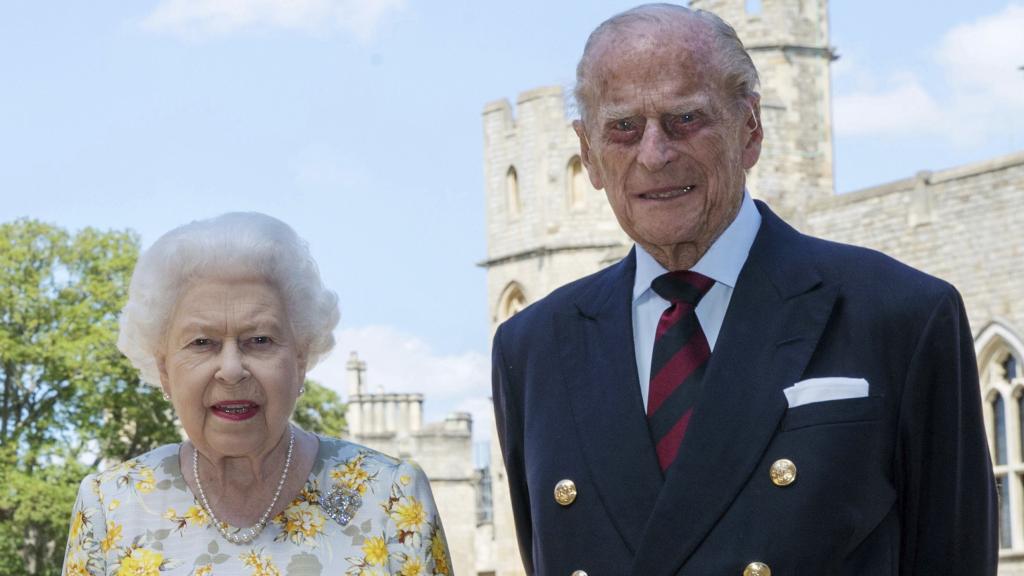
[61,474,108,576]
[384,459,453,576]
[896,288,998,575]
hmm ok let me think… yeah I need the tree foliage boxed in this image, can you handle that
[293,379,347,439]
[0,220,180,574]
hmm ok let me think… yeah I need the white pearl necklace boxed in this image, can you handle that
[192,428,295,545]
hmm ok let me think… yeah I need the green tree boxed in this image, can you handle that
[0,220,180,574]
[292,379,347,438]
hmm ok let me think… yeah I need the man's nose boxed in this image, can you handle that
[215,342,250,385]
[636,122,678,172]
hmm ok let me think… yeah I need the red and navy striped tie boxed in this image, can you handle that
[647,271,715,472]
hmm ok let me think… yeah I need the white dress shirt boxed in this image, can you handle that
[632,191,762,413]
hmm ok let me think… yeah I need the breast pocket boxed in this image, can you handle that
[780,395,884,432]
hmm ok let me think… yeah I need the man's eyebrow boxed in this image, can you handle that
[594,95,712,123]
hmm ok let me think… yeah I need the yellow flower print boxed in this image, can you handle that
[332,455,372,495]
[184,505,209,527]
[392,497,426,532]
[240,549,281,576]
[135,467,156,494]
[65,558,90,576]
[399,557,424,576]
[431,530,450,575]
[117,547,164,576]
[362,536,388,566]
[400,475,411,486]
[281,501,326,542]
[69,510,87,540]
[193,565,213,576]
[108,498,121,512]
[100,521,123,552]
[163,508,177,521]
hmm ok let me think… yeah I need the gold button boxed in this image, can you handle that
[570,571,588,576]
[743,561,772,576]
[769,458,797,487]
[554,479,577,506]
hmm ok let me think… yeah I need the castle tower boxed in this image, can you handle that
[481,86,630,334]
[690,0,836,219]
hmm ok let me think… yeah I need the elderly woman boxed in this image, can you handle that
[62,213,451,575]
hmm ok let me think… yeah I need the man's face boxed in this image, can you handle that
[575,26,762,267]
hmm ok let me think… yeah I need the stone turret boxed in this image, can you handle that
[691,0,836,219]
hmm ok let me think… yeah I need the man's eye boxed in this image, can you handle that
[250,336,272,346]
[665,113,700,136]
[191,338,211,347]
[606,118,643,143]
[614,119,637,131]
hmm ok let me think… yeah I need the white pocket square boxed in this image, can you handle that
[783,377,869,408]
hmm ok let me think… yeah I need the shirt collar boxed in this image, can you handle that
[633,190,762,301]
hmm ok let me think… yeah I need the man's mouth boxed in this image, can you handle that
[640,185,696,200]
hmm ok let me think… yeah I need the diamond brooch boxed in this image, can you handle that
[321,486,362,526]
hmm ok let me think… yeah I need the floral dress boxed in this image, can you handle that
[61,436,451,576]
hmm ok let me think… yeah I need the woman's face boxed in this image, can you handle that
[158,278,305,460]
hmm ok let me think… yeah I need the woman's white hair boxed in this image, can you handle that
[117,212,340,386]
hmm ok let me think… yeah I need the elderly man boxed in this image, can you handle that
[491,4,997,575]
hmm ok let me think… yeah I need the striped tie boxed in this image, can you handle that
[647,271,714,472]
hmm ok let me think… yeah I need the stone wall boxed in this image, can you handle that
[803,152,1024,338]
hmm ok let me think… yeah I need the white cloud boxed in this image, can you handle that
[141,0,404,41]
[833,77,942,137]
[308,325,493,441]
[833,3,1024,146]
[939,4,1024,106]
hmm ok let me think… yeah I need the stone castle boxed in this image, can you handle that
[350,0,1024,574]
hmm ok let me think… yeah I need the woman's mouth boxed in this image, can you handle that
[211,401,260,421]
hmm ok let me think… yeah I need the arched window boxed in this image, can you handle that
[496,282,527,323]
[567,156,588,209]
[995,394,1008,466]
[506,166,520,219]
[976,322,1024,550]
[1006,354,1020,381]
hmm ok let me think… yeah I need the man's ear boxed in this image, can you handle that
[573,119,605,190]
[741,94,763,170]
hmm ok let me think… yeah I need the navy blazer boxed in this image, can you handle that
[492,202,997,575]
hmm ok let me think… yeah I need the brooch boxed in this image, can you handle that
[320,486,362,526]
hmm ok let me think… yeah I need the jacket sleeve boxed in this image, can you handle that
[492,324,535,575]
[896,287,998,575]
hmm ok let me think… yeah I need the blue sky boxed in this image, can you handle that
[2,1,1022,440]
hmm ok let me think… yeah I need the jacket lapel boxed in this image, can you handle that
[631,203,839,575]
[554,249,664,555]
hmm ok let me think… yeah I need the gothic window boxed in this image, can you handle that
[506,166,521,219]
[567,156,587,209]
[995,394,1008,466]
[1007,354,1020,381]
[977,323,1024,551]
[497,282,527,323]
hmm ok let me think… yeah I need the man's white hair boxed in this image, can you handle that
[117,212,340,386]
[574,3,760,125]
